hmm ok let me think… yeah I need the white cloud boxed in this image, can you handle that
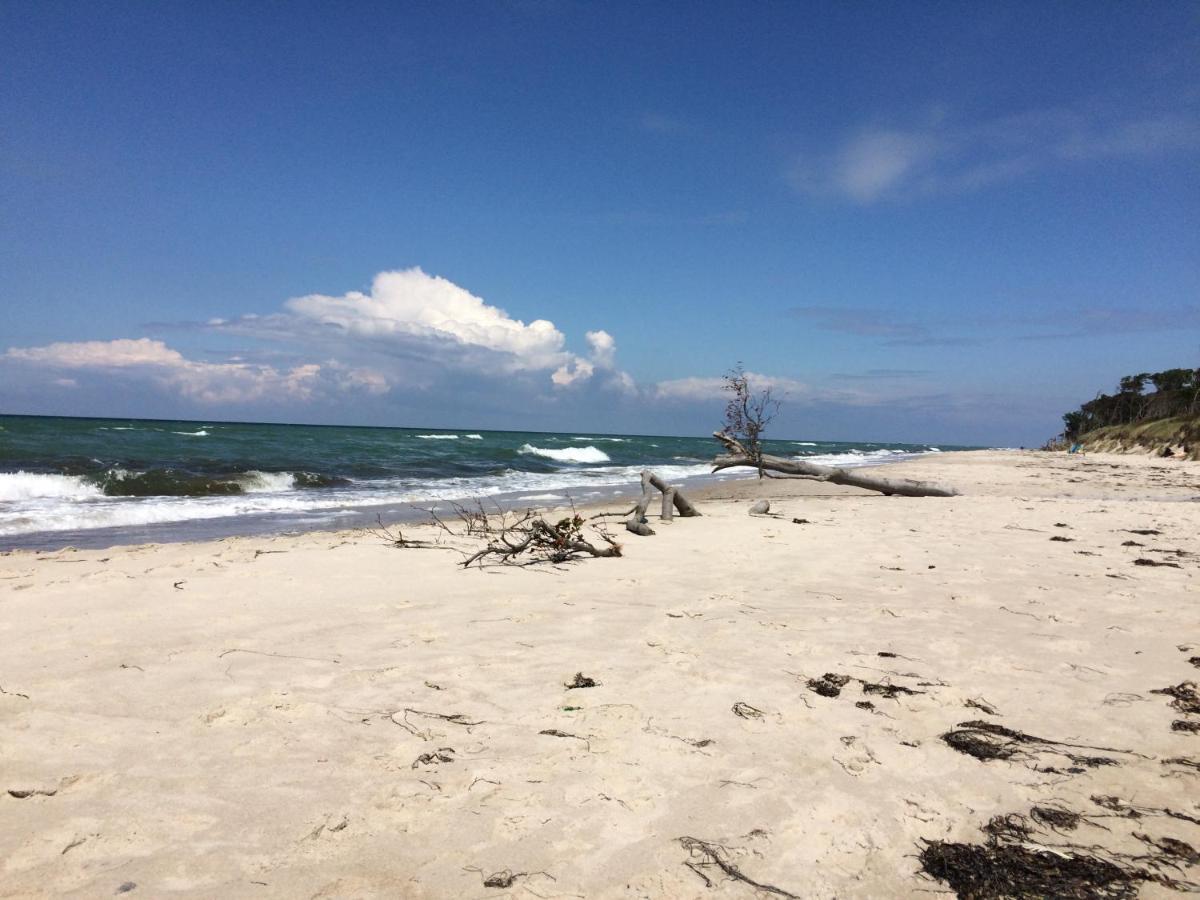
[653,370,887,408]
[3,338,362,405]
[329,364,391,395]
[286,268,574,374]
[5,270,629,407]
[832,130,942,203]
[652,375,724,402]
[790,102,1200,203]
[551,357,595,386]
[8,338,186,368]
[608,369,638,395]
[653,371,809,402]
[586,329,617,367]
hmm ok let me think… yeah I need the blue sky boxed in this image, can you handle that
[2,1,1197,445]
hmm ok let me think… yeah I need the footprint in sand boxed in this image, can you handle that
[834,736,880,776]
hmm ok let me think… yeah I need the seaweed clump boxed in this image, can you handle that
[1030,806,1082,831]
[942,722,1021,761]
[861,681,923,699]
[919,839,1139,899]
[1151,682,1200,716]
[940,720,1126,770]
[806,673,851,698]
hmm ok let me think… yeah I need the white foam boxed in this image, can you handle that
[572,436,628,443]
[417,434,459,440]
[464,434,484,440]
[793,441,818,446]
[237,471,297,492]
[0,472,104,502]
[172,429,209,437]
[792,449,921,468]
[518,444,611,464]
[0,459,739,538]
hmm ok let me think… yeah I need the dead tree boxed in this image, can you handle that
[626,469,701,535]
[721,364,779,479]
[711,433,958,497]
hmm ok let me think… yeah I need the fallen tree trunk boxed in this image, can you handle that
[627,471,657,536]
[711,432,958,498]
[646,471,701,517]
[626,469,701,535]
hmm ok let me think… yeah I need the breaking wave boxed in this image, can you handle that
[0,472,105,502]
[518,444,611,464]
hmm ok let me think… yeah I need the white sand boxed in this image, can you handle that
[1,450,1198,898]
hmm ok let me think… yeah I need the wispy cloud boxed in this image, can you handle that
[790,307,925,340]
[1016,304,1200,340]
[790,306,983,347]
[651,371,878,407]
[830,369,932,380]
[792,302,1197,346]
[788,101,1200,203]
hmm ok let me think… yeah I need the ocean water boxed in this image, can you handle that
[0,415,967,550]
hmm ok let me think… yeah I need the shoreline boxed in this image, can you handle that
[1,450,943,554]
[2,449,1197,897]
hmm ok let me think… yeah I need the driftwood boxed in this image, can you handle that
[627,470,701,535]
[462,515,621,567]
[711,433,957,498]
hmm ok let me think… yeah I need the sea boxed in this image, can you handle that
[0,415,972,550]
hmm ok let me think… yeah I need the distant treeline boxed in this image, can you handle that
[1062,368,1200,439]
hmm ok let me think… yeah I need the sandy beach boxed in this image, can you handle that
[2,449,1198,898]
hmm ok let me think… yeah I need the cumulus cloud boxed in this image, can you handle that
[286,268,573,373]
[207,267,622,391]
[4,270,632,408]
[586,329,616,367]
[8,338,187,368]
[789,101,1200,203]
[551,357,594,386]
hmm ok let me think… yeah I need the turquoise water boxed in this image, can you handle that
[0,414,969,549]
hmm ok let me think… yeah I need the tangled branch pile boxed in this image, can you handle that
[411,501,623,567]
